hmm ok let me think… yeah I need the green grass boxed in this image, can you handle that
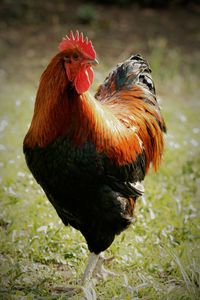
[0,8,200,299]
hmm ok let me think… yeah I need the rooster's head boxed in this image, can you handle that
[59,30,98,94]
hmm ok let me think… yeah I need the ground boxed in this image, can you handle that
[0,1,200,299]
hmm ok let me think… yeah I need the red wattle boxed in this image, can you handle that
[75,66,94,94]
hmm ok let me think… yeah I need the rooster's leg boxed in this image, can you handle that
[82,252,100,285]
[93,254,116,280]
[52,253,113,299]
[51,253,99,298]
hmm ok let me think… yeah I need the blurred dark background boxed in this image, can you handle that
[0,0,199,86]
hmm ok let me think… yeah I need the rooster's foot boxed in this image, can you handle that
[93,254,116,280]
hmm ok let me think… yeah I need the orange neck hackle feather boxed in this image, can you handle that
[24,53,164,171]
[24,53,68,149]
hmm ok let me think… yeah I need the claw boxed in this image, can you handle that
[51,285,82,297]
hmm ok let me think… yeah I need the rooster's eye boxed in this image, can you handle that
[72,52,79,60]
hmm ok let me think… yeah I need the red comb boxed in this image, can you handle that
[59,30,96,59]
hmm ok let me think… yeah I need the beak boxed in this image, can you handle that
[87,58,99,66]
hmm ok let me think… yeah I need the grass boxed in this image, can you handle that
[0,2,200,299]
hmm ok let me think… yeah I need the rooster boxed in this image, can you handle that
[23,30,166,287]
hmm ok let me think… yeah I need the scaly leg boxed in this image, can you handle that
[52,252,113,299]
[79,252,100,300]
[52,253,99,299]
[82,252,100,285]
